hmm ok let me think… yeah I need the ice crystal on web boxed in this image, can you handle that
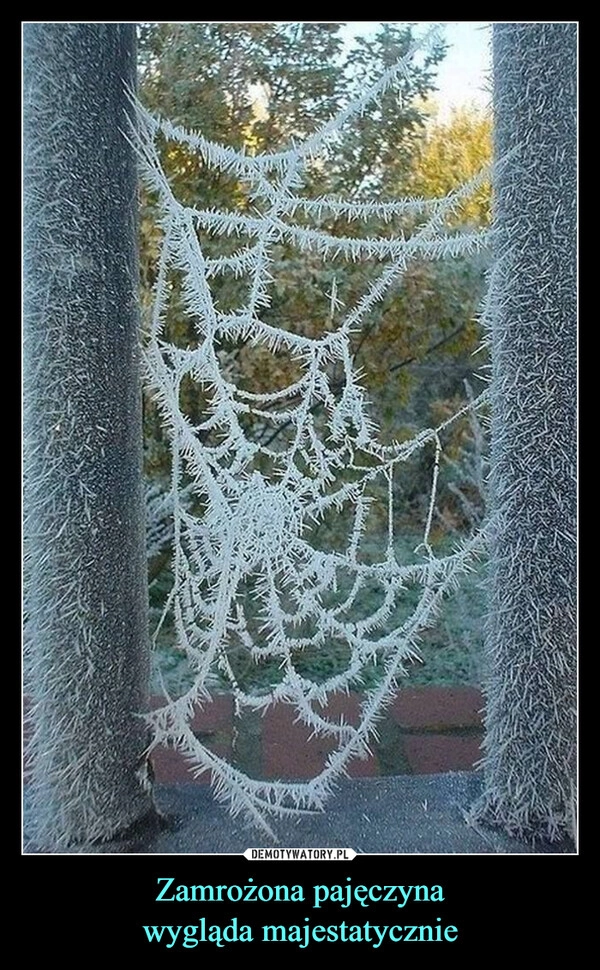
[133,26,491,837]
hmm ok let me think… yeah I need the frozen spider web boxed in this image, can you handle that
[134,27,492,837]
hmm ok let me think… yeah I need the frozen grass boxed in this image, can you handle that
[149,531,486,697]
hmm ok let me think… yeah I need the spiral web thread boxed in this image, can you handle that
[135,27,492,837]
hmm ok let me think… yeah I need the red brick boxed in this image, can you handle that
[402,733,482,774]
[149,694,234,783]
[190,693,234,733]
[150,744,208,784]
[316,692,364,725]
[262,701,379,779]
[149,693,234,733]
[390,687,484,730]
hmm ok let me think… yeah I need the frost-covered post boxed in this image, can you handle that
[474,23,577,841]
[23,24,155,847]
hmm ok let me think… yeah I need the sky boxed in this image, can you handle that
[340,22,492,118]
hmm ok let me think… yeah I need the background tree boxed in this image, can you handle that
[389,103,492,523]
[139,24,495,694]
[138,24,484,516]
[408,105,492,226]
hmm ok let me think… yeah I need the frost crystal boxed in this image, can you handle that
[134,28,491,837]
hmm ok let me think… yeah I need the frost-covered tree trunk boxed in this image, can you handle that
[474,23,577,841]
[23,24,155,848]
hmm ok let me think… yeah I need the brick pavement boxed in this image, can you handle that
[148,686,484,783]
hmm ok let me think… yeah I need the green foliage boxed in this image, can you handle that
[325,24,447,198]
[367,104,492,523]
[408,106,492,225]
[140,25,492,688]
[138,26,485,452]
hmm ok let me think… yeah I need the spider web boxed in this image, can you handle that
[134,27,491,837]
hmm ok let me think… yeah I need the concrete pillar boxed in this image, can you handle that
[23,23,155,847]
[473,23,577,841]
